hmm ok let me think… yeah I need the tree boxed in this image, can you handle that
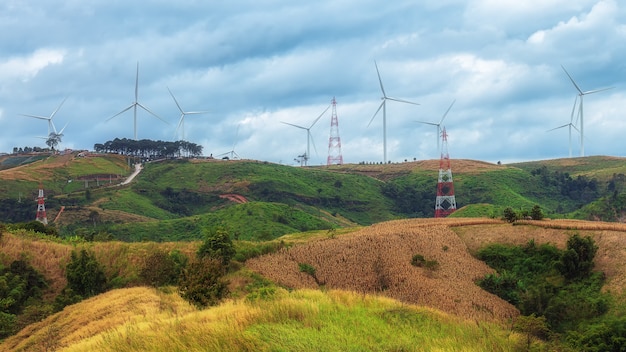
[178,257,228,308]
[197,227,235,266]
[503,207,517,223]
[530,205,544,220]
[557,234,598,280]
[514,314,550,350]
[139,250,181,287]
[65,249,107,298]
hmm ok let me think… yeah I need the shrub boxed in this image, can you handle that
[65,249,107,298]
[411,254,439,271]
[139,250,180,287]
[178,257,228,308]
[503,207,517,223]
[530,205,544,220]
[197,227,236,266]
[557,234,598,280]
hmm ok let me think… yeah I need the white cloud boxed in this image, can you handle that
[0,49,65,82]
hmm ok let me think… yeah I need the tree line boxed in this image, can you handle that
[93,138,203,158]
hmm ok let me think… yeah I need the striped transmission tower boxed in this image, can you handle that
[35,183,48,225]
[435,127,457,218]
[327,97,343,165]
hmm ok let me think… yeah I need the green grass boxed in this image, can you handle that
[99,188,178,220]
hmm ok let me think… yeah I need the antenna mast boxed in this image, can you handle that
[435,127,457,218]
[327,97,343,165]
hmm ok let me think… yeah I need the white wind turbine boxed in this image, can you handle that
[21,96,68,136]
[547,96,580,158]
[416,99,455,156]
[281,103,331,166]
[168,87,210,141]
[368,61,419,164]
[107,62,167,140]
[561,65,613,157]
[218,124,241,160]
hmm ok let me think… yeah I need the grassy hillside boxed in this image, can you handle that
[3,153,626,242]
[1,287,525,352]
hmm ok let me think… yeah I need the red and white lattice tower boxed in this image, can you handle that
[35,183,48,225]
[327,97,343,165]
[435,127,456,218]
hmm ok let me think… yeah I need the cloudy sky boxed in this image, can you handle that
[1,1,624,165]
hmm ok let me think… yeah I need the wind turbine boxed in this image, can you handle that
[561,65,613,157]
[218,124,241,160]
[167,87,210,141]
[21,96,68,136]
[281,103,331,166]
[368,61,419,164]
[416,99,455,155]
[547,96,580,158]
[107,62,167,140]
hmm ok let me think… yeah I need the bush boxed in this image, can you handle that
[65,249,107,298]
[530,205,544,220]
[178,257,228,308]
[139,250,181,287]
[503,207,517,223]
[197,227,236,266]
[557,234,598,281]
[411,254,439,270]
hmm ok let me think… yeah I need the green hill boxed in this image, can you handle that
[2,153,626,241]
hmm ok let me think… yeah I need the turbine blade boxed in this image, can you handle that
[184,110,210,115]
[583,86,614,95]
[569,95,578,123]
[135,62,140,102]
[386,97,420,105]
[374,61,386,97]
[281,121,307,130]
[439,99,456,124]
[137,103,169,124]
[106,104,134,121]
[547,124,569,132]
[50,96,68,119]
[58,121,70,134]
[309,131,318,156]
[561,65,583,94]
[167,86,184,113]
[20,114,50,121]
[415,120,438,127]
[368,101,385,127]
[310,103,331,128]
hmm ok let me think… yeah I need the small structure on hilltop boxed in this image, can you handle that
[434,127,457,218]
[35,183,48,225]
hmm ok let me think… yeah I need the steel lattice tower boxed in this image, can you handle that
[35,183,48,225]
[327,97,343,165]
[435,127,456,218]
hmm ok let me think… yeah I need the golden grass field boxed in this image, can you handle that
[2,217,626,351]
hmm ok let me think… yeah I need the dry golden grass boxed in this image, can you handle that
[0,232,198,298]
[247,218,519,323]
[0,286,197,351]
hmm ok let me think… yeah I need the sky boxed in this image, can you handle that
[1,0,625,166]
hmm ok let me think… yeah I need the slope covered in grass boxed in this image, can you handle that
[1,287,525,352]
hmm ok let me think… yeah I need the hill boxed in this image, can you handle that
[5,217,626,350]
[2,152,626,242]
[1,287,523,352]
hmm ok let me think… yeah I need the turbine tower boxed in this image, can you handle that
[35,183,48,225]
[107,62,167,140]
[434,127,456,218]
[327,97,343,166]
[281,102,331,166]
[168,87,210,141]
[21,96,68,135]
[368,61,419,164]
[547,96,580,158]
[416,99,455,156]
[561,65,613,157]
